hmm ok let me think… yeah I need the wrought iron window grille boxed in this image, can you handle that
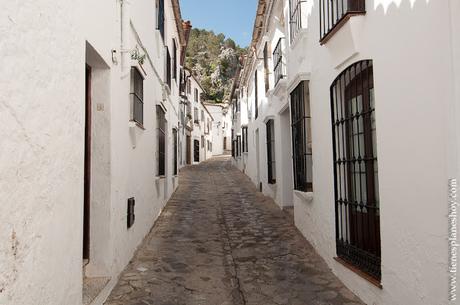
[291,81,313,192]
[130,67,144,126]
[266,120,276,184]
[330,60,381,281]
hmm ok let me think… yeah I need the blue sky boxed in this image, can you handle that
[179,0,258,47]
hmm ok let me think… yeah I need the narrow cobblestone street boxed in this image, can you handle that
[105,157,363,305]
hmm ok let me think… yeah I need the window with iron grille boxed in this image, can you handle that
[231,129,234,157]
[254,71,259,119]
[130,67,144,126]
[273,38,286,86]
[291,81,313,192]
[201,110,204,122]
[157,106,166,176]
[331,60,381,281]
[319,0,365,43]
[187,79,191,94]
[266,119,276,184]
[242,126,248,153]
[172,40,177,80]
[289,0,307,43]
[173,128,178,175]
[157,0,165,42]
[264,42,270,93]
[165,47,171,89]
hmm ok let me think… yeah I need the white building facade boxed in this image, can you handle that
[204,102,232,156]
[179,72,215,165]
[1,1,194,304]
[231,1,460,305]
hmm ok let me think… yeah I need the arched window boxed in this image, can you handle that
[331,60,381,281]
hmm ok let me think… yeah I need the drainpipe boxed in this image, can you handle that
[120,0,130,72]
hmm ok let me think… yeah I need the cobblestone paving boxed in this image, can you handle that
[105,157,364,305]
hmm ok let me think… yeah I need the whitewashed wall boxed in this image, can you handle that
[289,1,455,305]
[0,0,183,304]
[205,103,229,156]
[234,0,459,305]
[0,1,84,304]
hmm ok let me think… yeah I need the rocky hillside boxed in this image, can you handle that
[185,28,246,103]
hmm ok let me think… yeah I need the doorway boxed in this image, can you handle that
[186,135,191,164]
[194,139,200,162]
[83,65,91,263]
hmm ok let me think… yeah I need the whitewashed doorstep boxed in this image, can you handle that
[294,190,314,203]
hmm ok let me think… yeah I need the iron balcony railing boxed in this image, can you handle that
[273,38,286,86]
[289,0,307,43]
[319,0,365,42]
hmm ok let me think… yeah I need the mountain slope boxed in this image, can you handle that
[185,28,245,103]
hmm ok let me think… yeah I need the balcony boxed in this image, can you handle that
[289,0,308,44]
[319,0,365,44]
[273,38,286,87]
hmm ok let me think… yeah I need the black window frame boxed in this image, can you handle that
[172,39,177,81]
[242,126,248,153]
[331,60,381,281]
[130,67,144,126]
[157,106,166,176]
[165,46,172,89]
[273,38,286,86]
[173,128,178,175]
[157,0,165,42]
[319,0,366,43]
[266,119,276,184]
[291,81,313,192]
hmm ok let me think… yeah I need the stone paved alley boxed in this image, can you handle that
[105,157,364,305]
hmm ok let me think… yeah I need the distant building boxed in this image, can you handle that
[204,102,232,156]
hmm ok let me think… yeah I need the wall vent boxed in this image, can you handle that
[127,197,135,229]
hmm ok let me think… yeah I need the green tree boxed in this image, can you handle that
[185,28,246,103]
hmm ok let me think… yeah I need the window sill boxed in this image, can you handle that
[294,190,313,203]
[320,12,366,45]
[154,176,166,181]
[334,257,382,289]
[129,120,145,130]
[270,78,287,97]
